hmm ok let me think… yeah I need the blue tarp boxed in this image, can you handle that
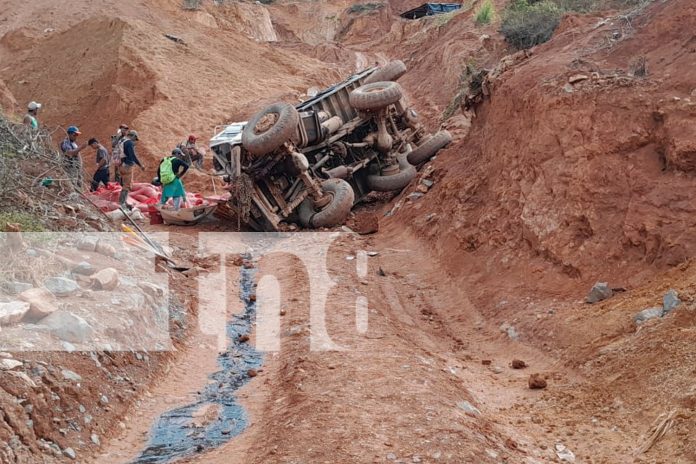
[400,3,461,19]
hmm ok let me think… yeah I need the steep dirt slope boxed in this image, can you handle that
[0,0,342,174]
[398,0,696,285]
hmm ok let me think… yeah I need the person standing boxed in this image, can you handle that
[60,126,88,190]
[111,124,129,185]
[23,101,41,130]
[118,130,145,208]
[88,138,110,192]
[157,154,189,211]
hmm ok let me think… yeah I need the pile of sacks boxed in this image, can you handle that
[87,182,208,214]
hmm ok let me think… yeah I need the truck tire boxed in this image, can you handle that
[363,60,407,85]
[350,81,403,111]
[298,179,355,229]
[407,130,452,165]
[242,102,299,157]
[366,154,415,192]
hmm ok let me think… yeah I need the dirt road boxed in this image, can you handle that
[88,223,673,464]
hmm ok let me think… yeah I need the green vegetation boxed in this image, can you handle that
[348,2,385,14]
[500,0,563,50]
[501,0,655,49]
[474,0,496,25]
[0,211,46,232]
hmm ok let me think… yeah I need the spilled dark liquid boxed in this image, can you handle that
[132,262,262,463]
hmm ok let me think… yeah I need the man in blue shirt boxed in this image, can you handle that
[60,126,88,190]
[118,129,145,208]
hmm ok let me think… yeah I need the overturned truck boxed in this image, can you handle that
[210,61,451,231]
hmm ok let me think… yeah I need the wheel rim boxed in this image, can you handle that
[254,112,279,134]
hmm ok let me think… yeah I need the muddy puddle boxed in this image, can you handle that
[131,262,261,464]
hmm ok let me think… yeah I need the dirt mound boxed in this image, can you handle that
[395,0,696,283]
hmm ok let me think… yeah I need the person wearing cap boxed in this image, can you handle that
[181,134,204,168]
[60,126,88,190]
[23,102,41,130]
[88,138,110,192]
[111,124,129,185]
[118,129,145,208]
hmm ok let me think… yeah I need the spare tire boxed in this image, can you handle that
[350,81,403,111]
[363,60,407,85]
[298,179,355,229]
[407,130,452,165]
[242,102,299,157]
[366,154,415,192]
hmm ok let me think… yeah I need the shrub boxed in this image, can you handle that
[475,0,496,25]
[500,0,563,49]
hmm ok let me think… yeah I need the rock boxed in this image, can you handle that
[416,184,429,194]
[90,268,120,291]
[61,369,82,382]
[500,323,519,340]
[386,453,397,461]
[0,359,23,370]
[555,443,576,462]
[562,83,574,93]
[586,282,613,304]
[529,373,547,390]
[138,282,164,299]
[568,74,589,84]
[77,238,98,252]
[100,395,109,405]
[63,447,76,460]
[457,401,481,416]
[491,366,504,374]
[41,311,93,344]
[481,359,492,366]
[662,289,681,315]
[279,308,287,316]
[72,262,95,276]
[95,241,116,257]
[421,179,434,188]
[44,277,79,297]
[19,288,57,320]
[247,369,258,378]
[407,192,424,201]
[0,301,30,326]
[239,334,250,343]
[4,281,33,295]
[0,352,11,358]
[511,359,527,369]
[634,307,663,324]
[353,213,379,235]
[90,434,100,446]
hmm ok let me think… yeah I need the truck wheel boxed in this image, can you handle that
[350,81,403,111]
[407,130,452,165]
[242,102,299,157]
[363,60,407,85]
[366,155,415,192]
[298,179,355,229]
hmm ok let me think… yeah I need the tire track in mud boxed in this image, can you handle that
[131,261,262,464]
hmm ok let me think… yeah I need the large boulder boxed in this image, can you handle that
[19,288,57,320]
[41,311,93,344]
[0,301,31,326]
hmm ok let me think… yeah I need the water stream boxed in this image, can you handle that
[131,262,262,464]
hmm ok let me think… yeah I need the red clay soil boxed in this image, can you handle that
[2,0,696,462]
